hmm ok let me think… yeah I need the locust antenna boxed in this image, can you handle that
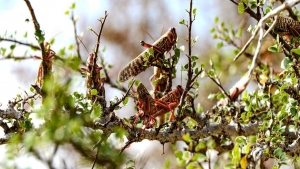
[181,64,183,86]
[170,16,175,28]
[48,31,63,44]
[77,36,89,54]
[160,22,165,36]
[143,27,155,42]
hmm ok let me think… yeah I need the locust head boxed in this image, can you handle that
[167,27,177,45]
[177,85,184,96]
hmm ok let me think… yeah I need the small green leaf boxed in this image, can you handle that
[148,47,154,56]
[280,57,292,69]
[238,2,245,14]
[217,93,226,100]
[236,136,246,144]
[216,42,223,49]
[10,44,16,50]
[192,8,197,15]
[265,7,271,14]
[214,17,219,23]
[268,46,278,53]
[291,48,300,55]
[87,26,92,30]
[274,148,283,158]
[175,150,183,159]
[178,19,185,25]
[25,19,29,23]
[192,36,198,44]
[71,3,76,9]
[122,97,129,106]
[183,134,192,143]
[64,10,70,15]
[68,45,73,50]
[248,135,257,144]
[91,89,98,95]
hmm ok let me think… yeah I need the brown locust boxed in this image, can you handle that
[118,27,177,82]
[131,83,184,131]
[34,42,56,88]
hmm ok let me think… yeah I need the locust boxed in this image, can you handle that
[34,42,56,88]
[274,17,300,37]
[131,83,184,131]
[118,27,177,82]
[81,53,105,101]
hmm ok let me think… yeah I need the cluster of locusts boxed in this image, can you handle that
[33,16,300,133]
[117,27,185,132]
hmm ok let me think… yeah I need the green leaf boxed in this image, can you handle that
[183,133,192,143]
[268,45,278,53]
[236,136,246,144]
[10,44,16,50]
[280,57,292,69]
[265,7,271,14]
[214,16,219,23]
[122,97,129,106]
[34,30,45,43]
[192,8,197,15]
[248,135,257,144]
[25,18,29,23]
[175,150,183,159]
[91,89,98,95]
[178,19,185,25]
[192,36,198,44]
[64,10,70,15]
[291,48,300,55]
[274,148,283,158]
[238,2,245,14]
[71,3,76,9]
[217,93,226,100]
[148,47,154,56]
[216,42,223,49]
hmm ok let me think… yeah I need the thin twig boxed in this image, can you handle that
[94,11,108,57]
[71,10,82,61]
[177,0,194,118]
[109,79,135,112]
[0,38,40,50]
[0,56,35,60]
